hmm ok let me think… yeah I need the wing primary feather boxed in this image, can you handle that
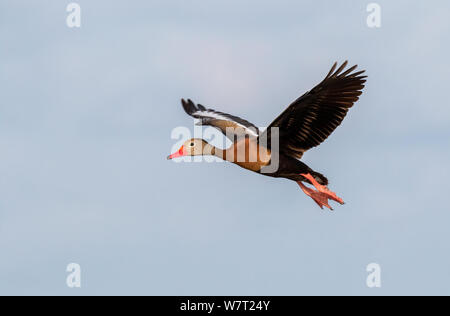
[333,60,348,77]
[338,64,358,77]
[325,62,338,79]
[181,98,197,115]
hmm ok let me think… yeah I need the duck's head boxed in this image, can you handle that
[167,138,211,159]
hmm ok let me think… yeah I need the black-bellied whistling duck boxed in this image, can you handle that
[168,61,366,210]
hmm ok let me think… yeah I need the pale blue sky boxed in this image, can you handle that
[1,0,449,295]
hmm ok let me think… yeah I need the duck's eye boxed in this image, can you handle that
[190,142,195,147]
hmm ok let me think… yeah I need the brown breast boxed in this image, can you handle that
[225,138,272,172]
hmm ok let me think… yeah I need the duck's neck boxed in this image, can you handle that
[204,143,227,160]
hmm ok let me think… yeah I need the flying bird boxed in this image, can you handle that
[168,61,366,210]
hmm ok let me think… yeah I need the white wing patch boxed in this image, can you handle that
[181,99,259,139]
[192,111,259,137]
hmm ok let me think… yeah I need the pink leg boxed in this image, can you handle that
[300,173,344,205]
[297,173,345,210]
[297,182,333,210]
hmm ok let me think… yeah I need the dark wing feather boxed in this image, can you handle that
[259,61,366,159]
[181,99,259,139]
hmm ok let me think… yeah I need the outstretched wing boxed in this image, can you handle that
[259,61,367,159]
[181,99,259,139]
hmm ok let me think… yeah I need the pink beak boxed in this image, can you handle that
[167,146,186,160]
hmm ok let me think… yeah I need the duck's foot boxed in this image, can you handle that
[297,182,334,210]
[297,173,344,210]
